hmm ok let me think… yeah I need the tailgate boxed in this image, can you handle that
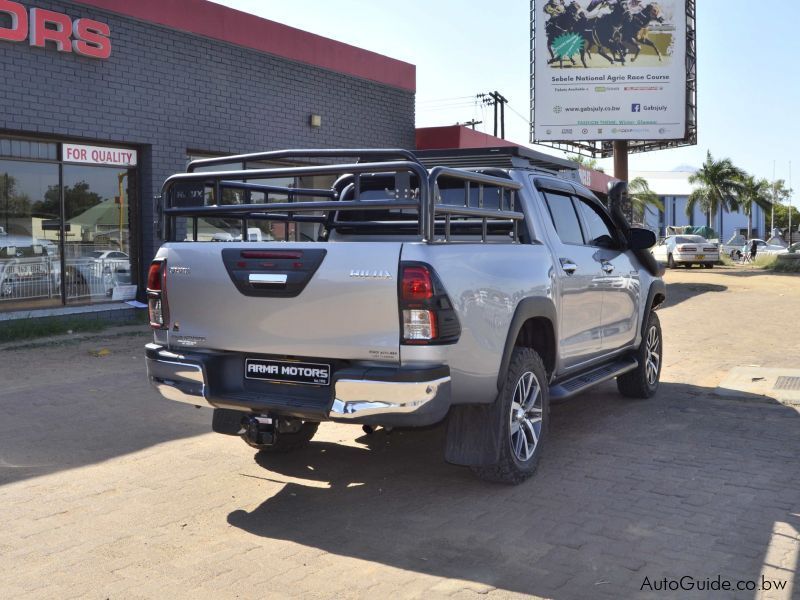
[158,242,401,363]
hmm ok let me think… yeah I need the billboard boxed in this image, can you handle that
[532,0,687,143]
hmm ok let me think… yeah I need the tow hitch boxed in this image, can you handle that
[243,415,276,447]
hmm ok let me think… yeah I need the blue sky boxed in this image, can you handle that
[214,0,798,187]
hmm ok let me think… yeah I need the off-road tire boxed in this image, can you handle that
[243,421,319,453]
[617,311,662,399]
[703,263,714,269]
[667,254,675,269]
[472,348,550,485]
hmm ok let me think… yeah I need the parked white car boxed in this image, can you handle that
[739,239,787,257]
[652,235,720,269]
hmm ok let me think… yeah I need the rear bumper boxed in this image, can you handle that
[145,343,452,426]
[673,253,719,263]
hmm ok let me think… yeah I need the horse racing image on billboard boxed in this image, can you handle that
[532,0,687,143]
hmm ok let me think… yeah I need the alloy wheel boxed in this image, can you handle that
[509,371,543,462]
[645,325,661,386]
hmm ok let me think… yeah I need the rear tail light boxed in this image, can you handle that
[399,263,459,345]
[147,260,169,329]
[703,246,717,252]
[401,266,433,301]
[403,309,437,341]
[678,245,696,252]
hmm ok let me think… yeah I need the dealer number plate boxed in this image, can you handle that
[245,358,330,386]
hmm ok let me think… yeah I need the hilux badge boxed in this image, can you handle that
[350,269,392,280]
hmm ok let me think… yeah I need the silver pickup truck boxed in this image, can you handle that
[145,149,665,484]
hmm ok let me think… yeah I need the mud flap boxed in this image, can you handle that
[444,398,504,467]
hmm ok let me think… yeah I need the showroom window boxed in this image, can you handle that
[0,137,139,312]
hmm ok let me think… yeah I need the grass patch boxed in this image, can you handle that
[0,311,147,344]
[770,255,800,273]
[753,254,778,269]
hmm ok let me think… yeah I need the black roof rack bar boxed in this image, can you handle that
[164,200,419,217]
[187,148,421,172]
[219,180,337,198]
[164,159,433,240]
[166,161,426,187]
[428,166,523,242]
[434,206,523,220]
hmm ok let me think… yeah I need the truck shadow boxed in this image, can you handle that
[662,281,727,309]
[228,382,800,598]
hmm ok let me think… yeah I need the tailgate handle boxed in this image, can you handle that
[249,273,288,286]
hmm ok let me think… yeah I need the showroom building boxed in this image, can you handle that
[0,0,415,314]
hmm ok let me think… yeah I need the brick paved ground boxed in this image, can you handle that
[1,267,799,599]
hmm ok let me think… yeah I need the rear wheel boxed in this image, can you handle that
[617,311,662,399]
[1,276,16,297]
[243,419,319,453]
[472,347,549,485]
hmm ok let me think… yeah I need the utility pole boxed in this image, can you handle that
[460,119,482,130]
[477,91,508,138]
[789,161,793,244]
[771,161,776,235]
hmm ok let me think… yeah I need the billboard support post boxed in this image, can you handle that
[613,140,628,182]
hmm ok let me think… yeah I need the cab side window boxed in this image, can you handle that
[543,191,584,245]
[573,197,618,249]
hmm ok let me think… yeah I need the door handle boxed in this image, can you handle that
[602,262,614,274]
[560,258,578,275]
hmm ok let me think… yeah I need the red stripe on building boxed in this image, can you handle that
[75,0,416,91]
[416,126,519,150]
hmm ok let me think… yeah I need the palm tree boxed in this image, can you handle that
[738,176,772,239]
[628,177,664,223]
[686,151,746,238]
[568,155,605,173]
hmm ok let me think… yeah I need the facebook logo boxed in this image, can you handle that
[631,103,641,112]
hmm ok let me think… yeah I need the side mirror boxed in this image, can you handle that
[628,227,656,250]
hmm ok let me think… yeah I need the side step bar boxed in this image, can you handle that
[549,356,638,400]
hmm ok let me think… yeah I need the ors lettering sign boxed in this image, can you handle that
[64,144,137,167]
[0,1,111,59]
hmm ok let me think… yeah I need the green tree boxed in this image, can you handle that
[771,202,800,233]
[766,179,793,233]
[687,151,746,235]
[737,176,772,239]
[0,173,32,221]
[628,177,664,222]
[568,154,605,173]
[34,180,103,219]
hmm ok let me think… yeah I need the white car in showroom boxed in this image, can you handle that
[652,235,721,269]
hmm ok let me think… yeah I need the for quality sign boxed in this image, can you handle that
[63,144,137,167]
[532,0,687,142]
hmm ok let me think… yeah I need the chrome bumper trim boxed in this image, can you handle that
[146,344,209,407]
[330,376,451,419]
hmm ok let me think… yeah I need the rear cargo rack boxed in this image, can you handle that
[162,149,524,243]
